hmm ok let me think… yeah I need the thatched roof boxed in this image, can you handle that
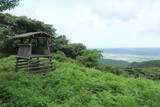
[11,32,53,39]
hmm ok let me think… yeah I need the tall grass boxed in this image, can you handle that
[0,56,160,106]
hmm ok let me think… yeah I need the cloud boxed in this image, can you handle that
[6,0,160,48]
[91,0,153,21]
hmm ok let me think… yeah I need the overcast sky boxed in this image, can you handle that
[5,0,160,48]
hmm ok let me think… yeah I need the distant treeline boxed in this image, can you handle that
[100,58,160,68]
[129,60,160,68]
[100,59,130,66]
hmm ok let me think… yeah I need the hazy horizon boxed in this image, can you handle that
[101,48,160,62]
[93,47,160,49]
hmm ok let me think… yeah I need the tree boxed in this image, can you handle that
[59,43,86,59]
[51,35,69,52]
[76,49,102,68]
[0,0,20,12]
[0,13,56,54]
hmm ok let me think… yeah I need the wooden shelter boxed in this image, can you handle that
[12,32,54,73]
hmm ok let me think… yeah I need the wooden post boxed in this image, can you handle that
[28,58,31,72]
[15,58,18,72]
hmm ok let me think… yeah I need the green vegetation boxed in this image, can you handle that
[1,1,160,106]
[0,13,102,72]
[0,0,20,11]
[0,13,97,66]
[76,50,102,68]
[0,56,15,72]
[97,59,160,80]
[102,66,160,80]
[1,56,160,107]
[100,59,130,66]
[130,60,160,68]
[0,13,55,54]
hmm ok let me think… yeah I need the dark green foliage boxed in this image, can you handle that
[0,39,20,54]
[0,13,56,54]
[0,13,89,58]
[51,35,69,52]
[0,56,160,106]
[0,52,9,58]
[0,0,20,11]
[58,43,86,59]
[100,59,130,66]
[53,51,75,63]
[0,13,55,35]
[97,64,160,80]
[76,49,102,68]
[0,13,102,71]
[130,60,160,68]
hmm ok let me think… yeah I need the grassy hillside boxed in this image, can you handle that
[0,56,160,107]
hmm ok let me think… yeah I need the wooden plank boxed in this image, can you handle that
[17,59,28,62]
[15,67,28,70]
[29,68,53,73]
[16,63,28,66]
[29,65,52,70]
[16,65,29,68]
[31,55,51,58]
[30,58,51,62]
[18,44,32,47]
[29,62,51,66]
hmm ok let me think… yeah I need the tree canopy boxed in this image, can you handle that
[0,0,20,11]
[0,13,56,53]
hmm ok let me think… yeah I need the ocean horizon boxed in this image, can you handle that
[99,48,160,62]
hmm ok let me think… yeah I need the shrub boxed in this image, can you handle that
[53,51,75,63]
[0,55,15,72]
[0,59,160,106]
[76,49,102,68]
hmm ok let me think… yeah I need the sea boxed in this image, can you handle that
[100,48,160,62]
